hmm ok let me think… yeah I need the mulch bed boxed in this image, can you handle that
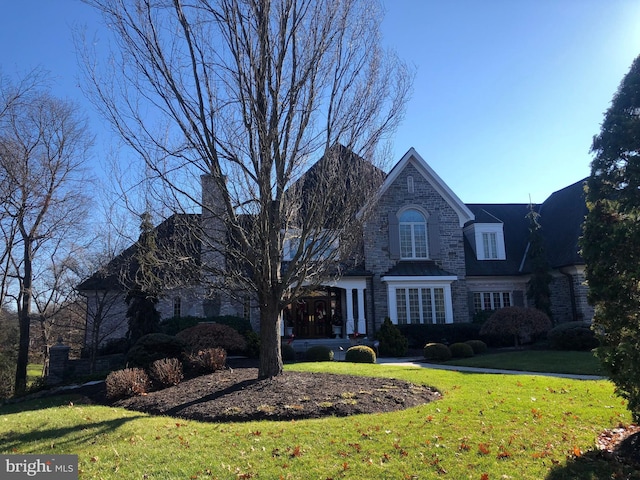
[106,366,440,423]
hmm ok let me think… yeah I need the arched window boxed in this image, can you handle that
[399,209,428,259]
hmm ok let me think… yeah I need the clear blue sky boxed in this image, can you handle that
[1,0,639,204]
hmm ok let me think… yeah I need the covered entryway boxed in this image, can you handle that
[281,277,368,338]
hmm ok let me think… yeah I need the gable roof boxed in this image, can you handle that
[375,148,474,227]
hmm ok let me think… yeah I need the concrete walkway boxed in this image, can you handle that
[376,356,606,381]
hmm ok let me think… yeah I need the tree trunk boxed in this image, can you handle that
[15,242,32,394]
[258,301,283,379]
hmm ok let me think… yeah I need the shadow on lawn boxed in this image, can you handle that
[546,447,640,480]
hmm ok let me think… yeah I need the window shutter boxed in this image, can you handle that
[388,212,400,260]
[428,213,440,259]
[512,290,524,307]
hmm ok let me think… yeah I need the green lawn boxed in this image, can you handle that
[443,350,606,376]
[1,362,636,479]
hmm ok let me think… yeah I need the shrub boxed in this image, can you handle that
[305,345,334,362]
[396,323,482,349]
[547,322,599,351]
[185,347,227,375]
[243,330,260,358]
[106,367,151,400]
[345,345,376,363]
[449,342,474,358]
[375,317,408,357]
[480,307,552,347]
[472,309,496,325]
[126,333,186,368]
[159,315,202,336]
[210,315,254,335]
[281,343,296,363]
[465,339,488,355]
[98,337,129,356]
[423,343,452,361]
[176,323,247,354]
[148,357,184,387]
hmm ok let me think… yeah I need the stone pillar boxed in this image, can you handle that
[46,340,70,385]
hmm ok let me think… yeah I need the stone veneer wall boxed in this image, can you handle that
[363,162,469,331]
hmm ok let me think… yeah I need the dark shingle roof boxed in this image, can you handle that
[464,204,531,276]
[383,261,456,277]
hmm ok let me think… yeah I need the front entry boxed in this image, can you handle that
[283,287,342,339]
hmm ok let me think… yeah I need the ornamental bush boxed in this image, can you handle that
[375,317,408,357]
[185,347,227,375]
[106,367,151,400]
[305,345,334,362]
[449,342,474,358]
[465,339,488,354]
[547,322,599,351]
[281,343,296,363]
[423,342,452,361]
[148,357,184,387]
[126,333,186,368]
[345,345,376,363]
[479,307,552,348]
[176,323,247,354]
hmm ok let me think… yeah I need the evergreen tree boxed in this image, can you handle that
[126,213,161,346]
[582,54,640,422]
[525,204,552,320]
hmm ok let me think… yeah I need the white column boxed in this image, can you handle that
[345,288,355,333]
[356,287,366,335]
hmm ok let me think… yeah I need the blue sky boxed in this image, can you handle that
[1,0,640,204]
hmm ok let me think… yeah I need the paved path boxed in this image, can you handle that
[376,357,606,381]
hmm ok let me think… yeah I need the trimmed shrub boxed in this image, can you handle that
[126,333,186,368]
[176,323,247,354]
[375,317,408,357]
[423,342,452,361]
[148,357,183,387]
[185,347,227,375]
[210,315,254,335]
[159,315,202,336]
[480,307,552,347]
[281,343,296,363]
[98,337,129,356]
[305,345,334,362]
[449,342,474,358]
[548,322,599,351]
[472,309,496,325]
[397,323,482,349]
[345,345,376,363]
[243,330,260,358]
[106,368,151,400]
[465,339,488,355]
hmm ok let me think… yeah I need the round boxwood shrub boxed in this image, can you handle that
[345,345,376,363]
[305,345,334,362]
[547,321,599,351]
[449,342,474,358]
[423,342,452,361]
[126,333,186,368]
[465,339,488,355]
[281,343,296,363]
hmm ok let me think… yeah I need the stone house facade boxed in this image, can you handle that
[78,147,592,348]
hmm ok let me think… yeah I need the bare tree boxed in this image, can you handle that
[0,87,92,393]
[81,0,412,378]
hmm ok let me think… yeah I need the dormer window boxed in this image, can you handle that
[399,209,428,259]
[464,222,506,260]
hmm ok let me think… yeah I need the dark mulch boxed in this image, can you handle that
[106,367,440,423]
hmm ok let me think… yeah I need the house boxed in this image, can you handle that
[77,148,591,348]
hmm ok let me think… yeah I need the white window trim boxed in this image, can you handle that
[382,276,456,324]
[398,207,430,260]
[475,224,506,260]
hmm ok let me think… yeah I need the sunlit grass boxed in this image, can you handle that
[0,363,635,479]
[443,350,605,376]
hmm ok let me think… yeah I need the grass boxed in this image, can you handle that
[443,350,606,376]
[1,362,637,479]
[27,363,43,387]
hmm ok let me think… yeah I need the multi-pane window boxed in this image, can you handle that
[399,209,428,259]
[473,291,511,312]
[482,232,498,259]
[395,287,446,324]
